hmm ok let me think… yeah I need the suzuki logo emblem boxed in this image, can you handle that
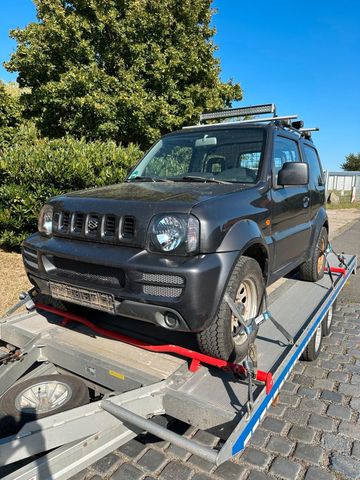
[87,217,99,231]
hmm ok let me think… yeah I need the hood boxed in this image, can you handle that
[66,181,242,204]
[49,181,248,248]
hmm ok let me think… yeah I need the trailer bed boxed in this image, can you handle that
[0,253,356,479]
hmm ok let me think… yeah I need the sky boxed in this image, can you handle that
[1,0,359,171]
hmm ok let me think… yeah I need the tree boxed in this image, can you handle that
[5,0,242,149]
[342,153,360,171]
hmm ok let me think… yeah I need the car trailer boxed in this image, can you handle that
[0,251,356,480]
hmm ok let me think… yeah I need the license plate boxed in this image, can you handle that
[50,281,115,313]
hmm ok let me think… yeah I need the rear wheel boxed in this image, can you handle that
[197,256,264,362]
[301,322,323,361]
[322,301,336,337]
[299,227,328,282]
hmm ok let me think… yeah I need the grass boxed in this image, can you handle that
[0,249,31,316]
[327,201,360,209]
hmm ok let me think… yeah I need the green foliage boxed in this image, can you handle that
[0,81,23,151]
[6,0,242,149]
[342,152,360,171]
[0,137,142,249]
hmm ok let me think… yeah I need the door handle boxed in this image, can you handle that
[303,196,310,208]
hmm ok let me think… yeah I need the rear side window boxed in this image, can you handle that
[303,145,324,188]
[273,136,302,181]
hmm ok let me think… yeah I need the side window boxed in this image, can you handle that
[303,145,324,188]
[273,136,302,182]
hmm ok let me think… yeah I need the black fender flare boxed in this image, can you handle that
[216,218,271,281]
[309,207,329,253]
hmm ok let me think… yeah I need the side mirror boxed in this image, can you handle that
[277,162,309,186]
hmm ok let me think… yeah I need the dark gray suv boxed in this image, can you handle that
[23,104,328,361]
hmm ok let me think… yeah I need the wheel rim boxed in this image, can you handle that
[15,380,72,414]
[317,237,326,273]
[232,278,258,345]
[327,305,333,329]
[314,324,322,352]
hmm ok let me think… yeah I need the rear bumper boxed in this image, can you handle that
[23,233,238,332]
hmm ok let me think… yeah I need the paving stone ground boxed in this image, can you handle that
[65,302,360,480]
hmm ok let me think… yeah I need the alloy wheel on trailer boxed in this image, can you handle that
[322,301,336,337]
[314,324,322,352]
[301,321,323,361]
[0,375,90,435]
[15,379,72,415]
[232,278,258,346]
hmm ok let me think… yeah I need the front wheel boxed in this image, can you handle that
[197,256,264,362]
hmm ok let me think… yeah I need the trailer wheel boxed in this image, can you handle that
[0,375,89,432]
[299,227,328,282]
[301,323,323,361]
[322,301,336,337]
[197,256,264,362]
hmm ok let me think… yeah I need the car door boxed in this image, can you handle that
[270,135,312,273]
[303,144,326,215]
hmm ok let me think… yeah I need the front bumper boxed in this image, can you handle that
[23,233,239,332]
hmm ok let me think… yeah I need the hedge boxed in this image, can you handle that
[0,136,142,249]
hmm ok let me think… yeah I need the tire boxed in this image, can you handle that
[0,375,89,435]
[322,300,337,337]
[301,322,323,361]
[197,256,264,362]
[299,227,328,282]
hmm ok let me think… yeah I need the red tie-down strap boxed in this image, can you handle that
[35,303,274,395]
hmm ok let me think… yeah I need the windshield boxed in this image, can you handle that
[128,127,265,183]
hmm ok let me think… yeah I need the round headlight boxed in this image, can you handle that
[149,214,200,254]
[151,215,186,252]
[38,205,53,236]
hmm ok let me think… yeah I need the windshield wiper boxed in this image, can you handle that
[127,176,173,183]
[175,176,232,184]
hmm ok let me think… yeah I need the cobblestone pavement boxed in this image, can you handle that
[69,302,360,480]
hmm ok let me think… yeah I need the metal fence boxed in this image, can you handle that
[325,171,360,201]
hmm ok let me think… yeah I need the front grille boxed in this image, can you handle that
[51,257,125,289]
[73,213,84,233]
[141,273,184,285]
[122,216,135,238]
[140,271,185,298]
[53,210,136,244]
[61,211,71,231]
[142,285,183,298]
[104,215,116,237]
[23,246,38,270]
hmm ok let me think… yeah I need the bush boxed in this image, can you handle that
[0,136,142,249]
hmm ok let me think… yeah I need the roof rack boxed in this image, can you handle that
[183,103,319,138]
